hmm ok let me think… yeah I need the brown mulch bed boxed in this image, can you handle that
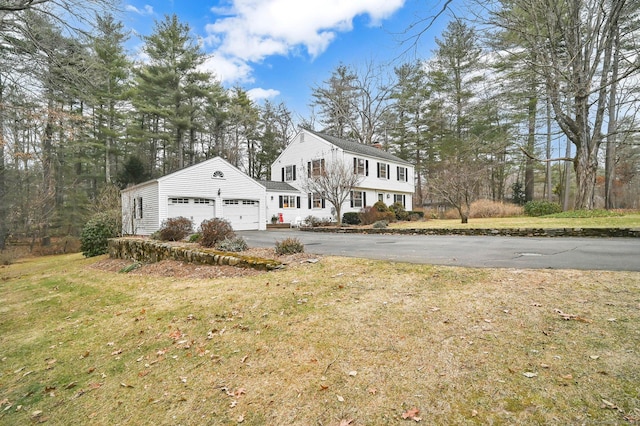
[90,248,320,279]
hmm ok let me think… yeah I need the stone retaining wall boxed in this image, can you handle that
[108,238,282,271]
[302,227,640,238]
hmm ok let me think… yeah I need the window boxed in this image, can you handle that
[224,199,257,206]
[397,166,407,182]
[282,165,296,181]
[169,198,189,204]
[393,194,406,207]
[377,162,389,179]
[308,159,325,177]
[133,197,143,219]
[350,191,366,208]
[194,198,213,205]
[378,193,384,202]
[353,158,369,176]
[308,193,325,209]
[279,195,300,209]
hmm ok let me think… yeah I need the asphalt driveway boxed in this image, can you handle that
[239,230,640,272]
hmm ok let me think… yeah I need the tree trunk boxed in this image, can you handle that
[605,25,619,209]
[0,76,6,249]
[525,94,537,201]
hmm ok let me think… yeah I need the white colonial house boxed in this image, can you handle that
[270,129,415,224]
[121,129,415,235]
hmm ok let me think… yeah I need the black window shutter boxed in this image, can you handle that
[353,158,357,173]
[293,165,296,180]
[279,195,283,208]
[308,193,312,209]
[366,160,369,176]
[322,198,325,208]
[281,167,285,181]
[350,191,354,208]
[396,166,400,180]
[296,196,300,208]
[307,162,311,178]
[377,163,380,178]
[363,192,367,207]
[403,195,406,207]
[387,164,390,179]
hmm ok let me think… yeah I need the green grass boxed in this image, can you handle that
[1,254,639,425]
[392,212,640,229]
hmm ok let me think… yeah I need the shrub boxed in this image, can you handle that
[158,216,193,241]
[342,212,360,225]
[216,236,248,252]
[373,200,389,212]
[408,211,425,221]
[389,202,409,221]
[359,206,396,225]
[188,233,201,243]
[80,212,120,257]
[524,200,563,217]
[470,200,524,218]
[372,220,388,229]
[275,237,304,255]
[199,218,235,248]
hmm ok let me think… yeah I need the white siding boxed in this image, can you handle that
[121,181,159,235]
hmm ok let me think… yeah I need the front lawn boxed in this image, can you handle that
[1,254,639,424]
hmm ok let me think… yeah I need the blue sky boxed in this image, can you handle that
[121,0,454,120]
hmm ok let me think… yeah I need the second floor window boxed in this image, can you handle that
[397,166,407,182]
[377,162,389,179]
[354,158,369,175]
[282,165,296,181]
[308,159,325,177]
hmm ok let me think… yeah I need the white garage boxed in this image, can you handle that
[167,197,215,230]
[221,199,260,231]
[122,157,268,235]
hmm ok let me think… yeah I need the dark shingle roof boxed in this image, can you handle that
[257,180,298,192]
[306,129,410,165]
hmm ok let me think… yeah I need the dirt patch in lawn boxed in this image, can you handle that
[90,247,321,279]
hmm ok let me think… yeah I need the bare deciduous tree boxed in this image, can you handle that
[299,159,363,226]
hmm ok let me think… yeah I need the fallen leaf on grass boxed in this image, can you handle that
[120,383,134,388]
[336,395,344,402]
[63,382,77,390]
[368,387,377,395]
[111,349,122,356]
[601,399,620,410]
[339,419,354,426]
[554,309,592,323]
[237,413,244,423]
[523,372,538,378]
[402,408,421,421]
[348,370,357,376]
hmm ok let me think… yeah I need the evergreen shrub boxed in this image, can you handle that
[80,212,120,257]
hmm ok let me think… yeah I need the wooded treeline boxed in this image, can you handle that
[1,0,639,248]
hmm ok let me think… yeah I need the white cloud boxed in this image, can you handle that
[125,4,154,16]
[247,87,280,101]
[203,0,405,83]
[200,55,254,84]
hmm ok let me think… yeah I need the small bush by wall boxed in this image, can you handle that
[81,212,121,257]
[199,218,235,247]
[158,216,193,241]
[275,237,304,255]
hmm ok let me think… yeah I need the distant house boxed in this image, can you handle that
[121,129,415,235]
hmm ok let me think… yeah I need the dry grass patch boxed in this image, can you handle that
[1,254,639,425]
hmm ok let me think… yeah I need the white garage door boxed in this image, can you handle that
[167,198,215,230]
[223,199,260,230]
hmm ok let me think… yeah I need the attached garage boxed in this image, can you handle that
[167,197,215,230]
[122,157,267,235]
[222,199,260,231]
